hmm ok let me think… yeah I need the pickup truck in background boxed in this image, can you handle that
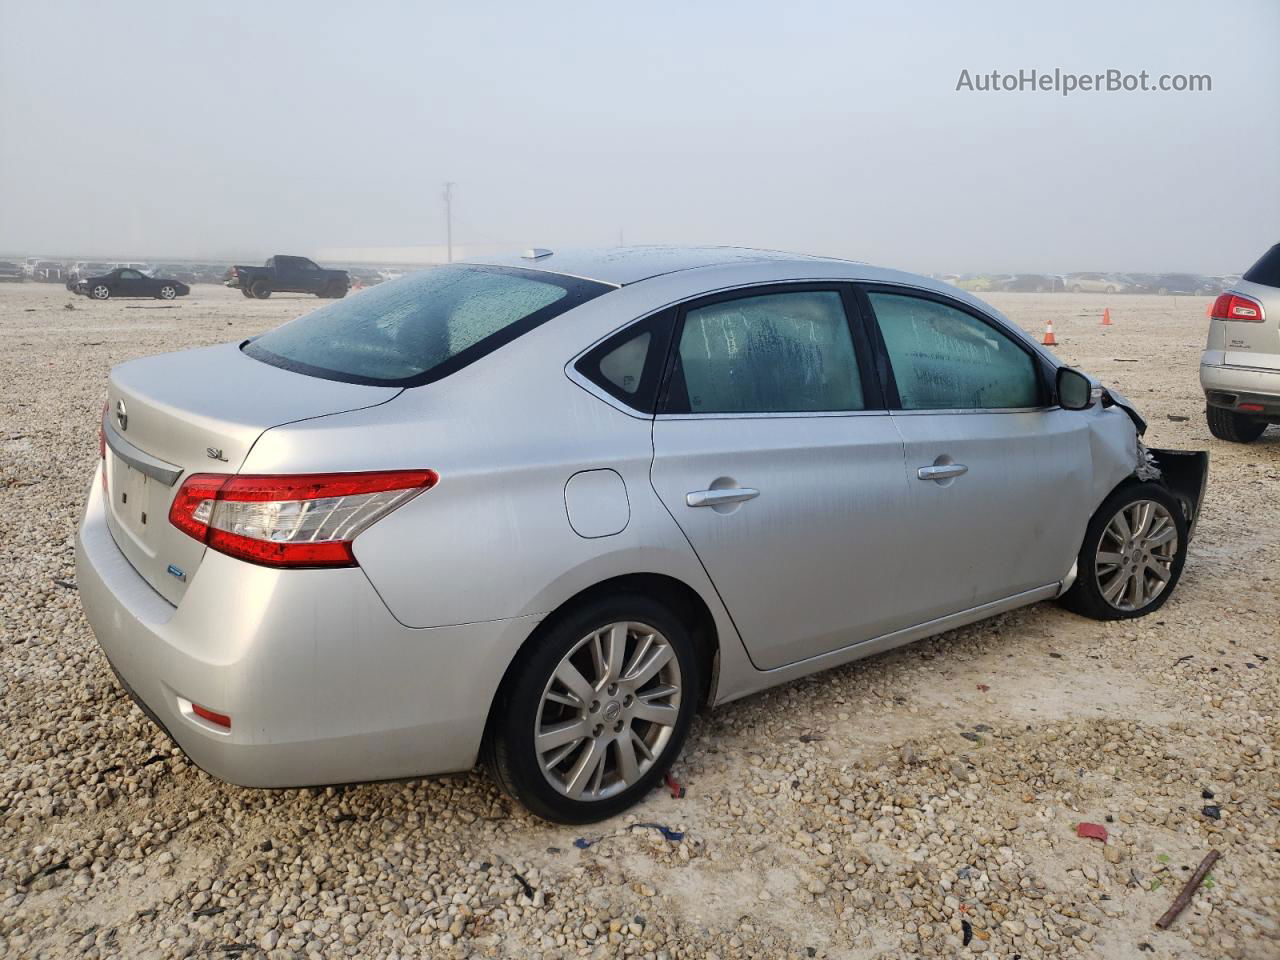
[225,256,349,299]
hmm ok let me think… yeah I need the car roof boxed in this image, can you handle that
[465,245,862,287]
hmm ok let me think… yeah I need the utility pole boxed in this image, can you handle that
[443,182,455,263]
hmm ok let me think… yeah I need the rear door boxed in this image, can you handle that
[860,286,1091,621]
[649,284,915,670]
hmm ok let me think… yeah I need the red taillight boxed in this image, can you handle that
[1211,292,1265,323]
[168,470,438,568]
[1239,403,1265,413]
[192,703,231,728]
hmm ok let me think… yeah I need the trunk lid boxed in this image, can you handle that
[103,342,399,604]
[1215,278,1280,369]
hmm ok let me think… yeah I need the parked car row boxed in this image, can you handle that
[1,257,237,286]
[939,272,1236,295]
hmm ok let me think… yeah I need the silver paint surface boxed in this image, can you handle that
[77,248,1153,787]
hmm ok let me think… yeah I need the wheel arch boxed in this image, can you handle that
[1090,448,1209,544]
[482,571,722,751]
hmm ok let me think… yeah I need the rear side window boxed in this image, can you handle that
[245,265,611,386]
[574,309,675,414]
[665,290,864,414]
[1243,243,1280,288]
[868,292,1041,410]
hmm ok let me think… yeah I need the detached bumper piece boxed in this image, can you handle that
[1148,448,1209,540]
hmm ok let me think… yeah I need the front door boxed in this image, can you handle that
[116,269,145,296]
[861,287,1091,621]
[649,285,915,670]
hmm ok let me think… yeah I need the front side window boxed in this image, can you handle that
[667,290,863,414]
[245,264,611,386]
[868,292,1040,410]
[119,270,141,279]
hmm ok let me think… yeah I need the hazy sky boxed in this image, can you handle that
[2,0,1276,272]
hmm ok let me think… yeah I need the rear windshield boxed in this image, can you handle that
[1243,243,1280,289]
[243,264,611,386]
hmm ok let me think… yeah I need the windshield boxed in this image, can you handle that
[243,264,612,386]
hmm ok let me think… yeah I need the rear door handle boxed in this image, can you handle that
[917,463,968,481]
[686,488,760,508]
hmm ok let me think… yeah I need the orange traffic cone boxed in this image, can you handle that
[1101,308,1112,326]
[1042,319,1058,346]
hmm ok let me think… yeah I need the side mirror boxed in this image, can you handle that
[1057,367,1094,411]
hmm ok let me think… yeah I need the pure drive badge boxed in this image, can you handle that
[166,564,187,581]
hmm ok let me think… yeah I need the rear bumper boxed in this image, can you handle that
[75,470,539,787]
[1200,358,1280,415]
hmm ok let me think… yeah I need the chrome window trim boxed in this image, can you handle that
[103,417,183,486]
[654,409,890,421]
[888,405,1056,416]
[565,364,654,420]
[565,277,879,421]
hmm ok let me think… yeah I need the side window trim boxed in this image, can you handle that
[853,282,1053,413]
[656,281,888,418]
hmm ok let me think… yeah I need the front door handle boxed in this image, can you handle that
[686,487,760,508]
[917,463,968,481]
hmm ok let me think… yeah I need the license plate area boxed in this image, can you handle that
[109,455,160,555]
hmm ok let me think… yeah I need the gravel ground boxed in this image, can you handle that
[0,282,1276,960]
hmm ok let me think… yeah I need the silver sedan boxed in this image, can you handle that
[76,246,1208,822]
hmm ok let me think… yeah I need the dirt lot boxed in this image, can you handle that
[0,281,1276,960]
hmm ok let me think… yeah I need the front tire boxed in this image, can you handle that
[1061,483,1188,621]
[484,594,699,824]
[1206,405,1267,443]
[91,284,110,300]
[158,285,177,300]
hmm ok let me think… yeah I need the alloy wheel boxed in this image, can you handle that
[92,285,109,299]
[535,621,681,801]
[1095,499,1178,611]
[160,286,176,299]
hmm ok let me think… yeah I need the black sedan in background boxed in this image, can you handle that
[72,268,190,300]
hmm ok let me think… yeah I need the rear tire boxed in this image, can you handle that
[483,593,699,824]
[240,287,254,298]
[1060,483,1188,621]
[1206,405,1267,443]
[251,280,272,299]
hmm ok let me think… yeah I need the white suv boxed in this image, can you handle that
[1200,243,1280,442]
